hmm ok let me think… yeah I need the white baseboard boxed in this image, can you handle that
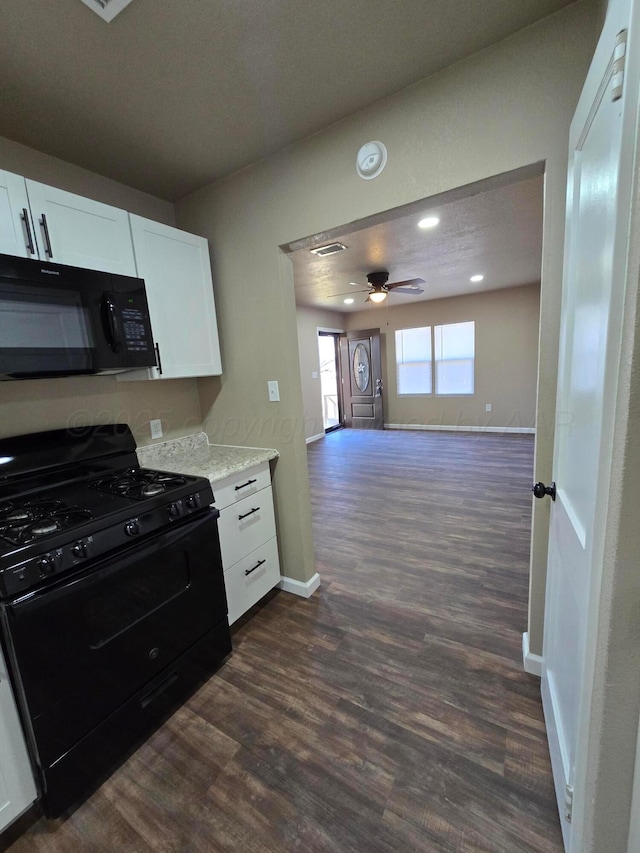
[385,423,535,434]
[522,632,543,676]
[278,572,321,598]
[305,433,325,444]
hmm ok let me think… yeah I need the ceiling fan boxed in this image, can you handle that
[339,271,425,304]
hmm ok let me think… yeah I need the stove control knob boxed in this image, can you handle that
[185,494,200,510]
[167,501,181,519]
[38,554,56,575]
[71,540,88,559]
[124,519,140,537]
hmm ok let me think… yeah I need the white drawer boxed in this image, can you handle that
[212,462,271,510]
[224,537,280,625]
[217,485,276,568]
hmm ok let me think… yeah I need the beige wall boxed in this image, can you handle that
[176,2,600,615]
[346,284,540,430]
[296,306,345,441]
[0,137,203,447]
[0,136,175,225]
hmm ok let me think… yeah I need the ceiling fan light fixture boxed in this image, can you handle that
[369,289,388,303]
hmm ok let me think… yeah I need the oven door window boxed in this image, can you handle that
[0,283,93,374]
[85,554,190,649]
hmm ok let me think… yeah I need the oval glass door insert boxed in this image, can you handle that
[353,343,370,392]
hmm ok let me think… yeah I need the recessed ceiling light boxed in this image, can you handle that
[470,274,484,283]
[418,216,440,230]
[349,281,359,286]
[344,298,355,305]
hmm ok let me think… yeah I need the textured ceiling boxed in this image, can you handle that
[0,0,576,200]
[291,174,543,312]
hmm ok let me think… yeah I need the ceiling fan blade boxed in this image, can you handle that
[391,285,424,295]
[331,288,369,298]
[386,277,425,290]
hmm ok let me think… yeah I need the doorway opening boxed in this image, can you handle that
[318,331,342,432]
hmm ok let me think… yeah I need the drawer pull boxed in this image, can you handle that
[238,506,260,521]
[235,478,257,491]
[245,559,266,576]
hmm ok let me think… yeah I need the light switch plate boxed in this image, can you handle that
[485,403,492,412]
[268,380,280,402]
[150,418,163,439]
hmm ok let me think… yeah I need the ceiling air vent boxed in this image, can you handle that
[310,242,348,257]
[80,0,135,22]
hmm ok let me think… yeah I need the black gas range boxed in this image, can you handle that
[0,433,214,598]
[0,424,231,817]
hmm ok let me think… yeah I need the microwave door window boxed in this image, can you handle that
[0,286,94,375]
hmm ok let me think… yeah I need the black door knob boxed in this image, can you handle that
[532,481,556,501]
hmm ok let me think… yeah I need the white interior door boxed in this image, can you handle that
[541,1,638,850]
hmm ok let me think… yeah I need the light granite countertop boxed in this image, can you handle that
[137,432,278,484]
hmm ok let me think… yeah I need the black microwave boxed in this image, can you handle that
[0,253,156,380]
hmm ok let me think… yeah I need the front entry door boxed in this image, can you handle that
[339,329,383,429]
[540,1,638,849]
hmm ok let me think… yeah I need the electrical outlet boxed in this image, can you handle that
[268,380,280,402]
[312,371,318,379]
[150,418,163,439]
[485,403,492,412]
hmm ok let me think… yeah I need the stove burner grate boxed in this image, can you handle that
[90,468,188,501]
[0,501,94,546]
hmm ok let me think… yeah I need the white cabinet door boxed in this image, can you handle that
[24,180,137,275]
[120,216,222,380]
[0,647,37,831]
[0,170,39,259]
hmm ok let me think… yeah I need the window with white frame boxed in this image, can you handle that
[435,321,475,395]
[396,321,475,395]
[395,326,432,394]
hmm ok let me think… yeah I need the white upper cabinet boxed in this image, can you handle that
[0,645,37,831]
[0,170,38,259]
[0,168,222,380]
[118,216,222,380]
[0,169,136,275]
[24,179,137,275]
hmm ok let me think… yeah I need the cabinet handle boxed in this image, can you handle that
[234,478,257,491]
[238,506,260,521]
[245,559,266,576]
[39,214,53,258]
[21,209,35,254]
[154,342,163,375]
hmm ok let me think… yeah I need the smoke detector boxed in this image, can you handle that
[356,141,387,180]
[80,0,135,22]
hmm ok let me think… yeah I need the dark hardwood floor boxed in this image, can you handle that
[6,428,562,852]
